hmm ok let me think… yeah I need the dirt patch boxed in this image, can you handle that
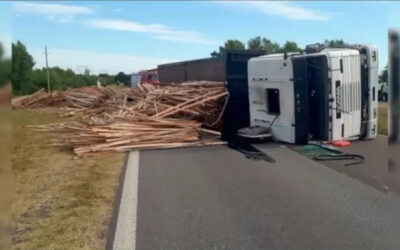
[378,102,388,135]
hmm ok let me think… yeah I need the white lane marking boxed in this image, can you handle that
[113,151,139,250]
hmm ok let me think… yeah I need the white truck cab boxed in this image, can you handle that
[246,45,378,144]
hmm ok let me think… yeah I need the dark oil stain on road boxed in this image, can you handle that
[227,138,275,163]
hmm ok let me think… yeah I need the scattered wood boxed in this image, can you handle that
[25,82,228,156]
[12,89,66,108]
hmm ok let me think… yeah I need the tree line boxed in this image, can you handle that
[9,41,132,96]
[211,37,347,57]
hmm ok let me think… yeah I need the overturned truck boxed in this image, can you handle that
[237,45,379,144]
[157,45,379,145]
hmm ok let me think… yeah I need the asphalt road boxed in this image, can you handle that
[116,144,400,250]
[293,135,400,194]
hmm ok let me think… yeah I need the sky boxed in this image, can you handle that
[1,1,399,74]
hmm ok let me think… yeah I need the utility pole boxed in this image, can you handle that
[45,46,50,92]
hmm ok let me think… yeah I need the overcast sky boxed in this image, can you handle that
[1,1,399,74]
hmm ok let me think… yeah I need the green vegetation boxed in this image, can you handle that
[11,41,102,96]
[9,40,132,96]
[247,36,280,53]
[324,39,347,48]
[211,38,347,56]
[12,41,36,95]
[0,42,11,87]
[11,108,125,249]
[280,41,303,53]
[114,71,132,84]
[31,67,98,91]
[211,39,246,57]
[379,65,388,84]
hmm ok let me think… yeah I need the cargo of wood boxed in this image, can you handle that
[11,86,113,109]
[12,89,67,108]
[26,82,228,156]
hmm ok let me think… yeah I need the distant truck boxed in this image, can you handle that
[131,69,160,87]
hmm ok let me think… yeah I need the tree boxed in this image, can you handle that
[279,41,302,53]
[12,41,36,95]
[211,37,289,57]
[0,43,3,59]
[98,73,115,85]
[81,74,97,86]
[31,69,47,90]
[248,36,281,54]
[247,36,263,50]
[224,40,246,50]
[28,66,97,93]
[0,59,11,88]
[67,76,86,88]
[324,39,347,48]
[65,68,75,78]
[49,69,63,90]
[262,38,280,54]
[379,65,388,84]
[114,71,131,85]
[211,39,245,57]
[247,36,281,54]
[8,40,122,95]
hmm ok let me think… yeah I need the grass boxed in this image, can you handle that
[11,108,125,249]
[378,102,388,135]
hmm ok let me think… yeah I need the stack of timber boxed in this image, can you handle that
[11,87,114,109]
[12,89,67,108]
[28,82,228,156]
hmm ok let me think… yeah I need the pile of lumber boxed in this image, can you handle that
[31,117,224,156]
[57,83,228,127]
[28,82,229,156]
[11,87,115,109]
[12,89,67,108]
